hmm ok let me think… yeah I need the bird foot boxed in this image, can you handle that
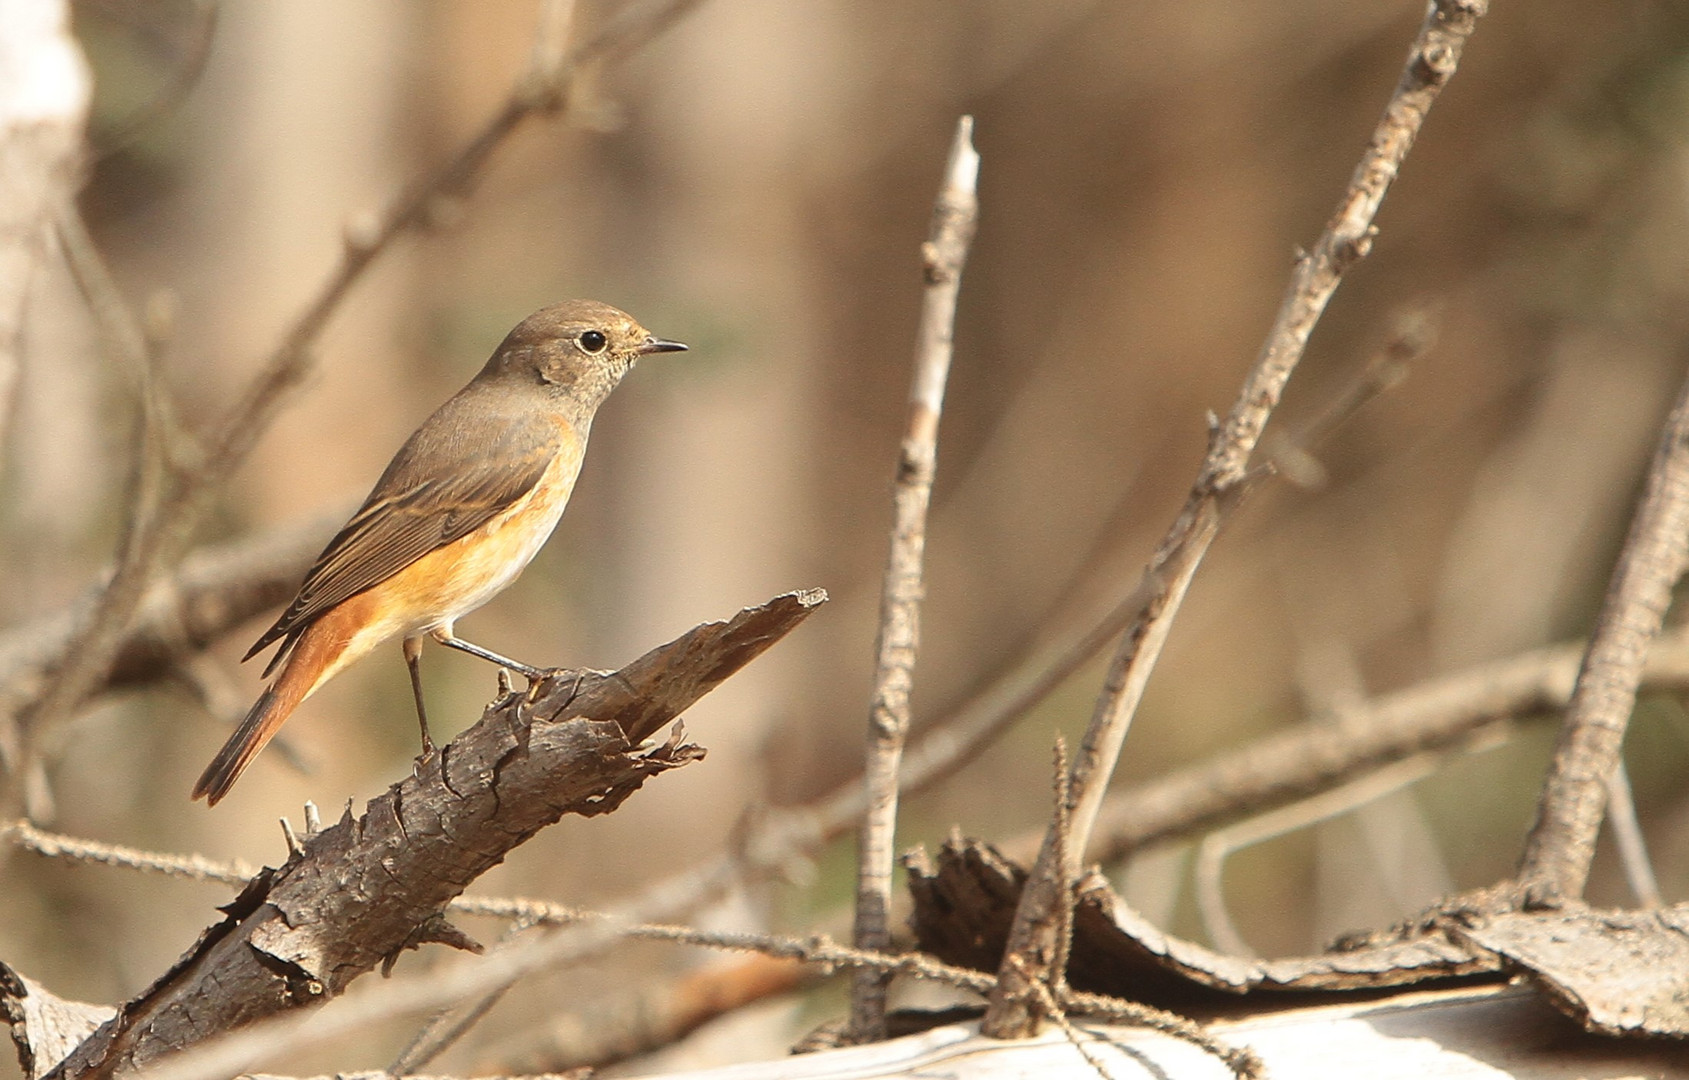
[411,735,438,776]
[520,666,596,704]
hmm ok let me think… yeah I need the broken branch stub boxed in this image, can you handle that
[40,588,825,1080]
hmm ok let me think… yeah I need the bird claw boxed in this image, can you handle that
[520,666,592,704]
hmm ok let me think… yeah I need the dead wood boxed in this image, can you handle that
[1456,905,1689,1038]
[910,834,1689,1043]
[908,835,1503,1007]
[1,967,113,1080]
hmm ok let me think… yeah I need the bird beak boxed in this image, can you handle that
[638,336,689,355]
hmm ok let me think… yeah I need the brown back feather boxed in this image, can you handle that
[246,393,561,670]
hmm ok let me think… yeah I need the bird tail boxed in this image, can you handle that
[193,623,343,805]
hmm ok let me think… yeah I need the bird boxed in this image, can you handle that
[192,299,687,805]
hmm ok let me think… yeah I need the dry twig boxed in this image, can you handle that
[1517,367,1689,903]
[4,819,258,884]
[849,114,981,1042]
[0,0,90,813]
[488,954,812,1073]
[1192,751,1463,957]
[386,918,540,1077]
[87,0,221,161]
[0,0,87,477]
[1602,761,1661,908]
[1089,621,1689,865]
[983,0,1489,1037]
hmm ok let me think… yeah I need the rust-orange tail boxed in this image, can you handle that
[192,619,346,805]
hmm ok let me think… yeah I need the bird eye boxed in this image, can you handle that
[578,330,608,354]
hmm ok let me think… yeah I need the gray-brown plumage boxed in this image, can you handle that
[194,300,686,805]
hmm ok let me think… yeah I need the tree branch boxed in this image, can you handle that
[0,0,90,815]
[849,114,980,1042]
[43,590,821,1080]
[0,0,88,480]
[1516,366,1689,902]
[982,0,1490,1038]
[1087,621,1689,864]
[0,515,334,729]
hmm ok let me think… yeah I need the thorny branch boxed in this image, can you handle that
[849,115,980,1043]
[40,590,818,1080]
[982,0,1490,1038]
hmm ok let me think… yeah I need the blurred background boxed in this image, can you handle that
[6,0,1689,1074]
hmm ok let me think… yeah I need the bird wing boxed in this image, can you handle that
[246,401,562,669]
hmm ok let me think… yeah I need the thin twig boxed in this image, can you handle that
[1024,968,1121,1080]
[983,0,1488,1038]
[1192,750,1465,957]
[388,917,540,1075]
[1031,971,1260,1080]
[849,114,980,1043]
[1089,622,1689,865]
[4,819,259,883]
[1049,737,1076,998]
[3,0,708,821]
[486,954,812,1073]
[90,1,221,161]
[1516,367,1689,903]
[1062,989,1264,1080]
[1603,761,1661,908]
[1261,306,1425,488]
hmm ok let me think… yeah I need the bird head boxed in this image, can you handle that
[481,299,687,421]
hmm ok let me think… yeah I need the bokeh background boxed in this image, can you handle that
[7,0,1689,1073]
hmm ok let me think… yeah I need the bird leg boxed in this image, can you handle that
[429,627,551,682]
[402,635,436,757]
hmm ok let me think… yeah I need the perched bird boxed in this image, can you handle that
[193,299,687,805]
